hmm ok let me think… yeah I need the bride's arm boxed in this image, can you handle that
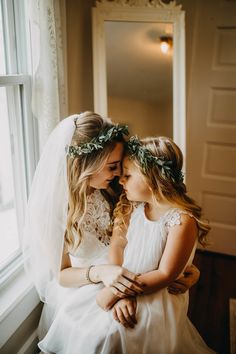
[167,263,200,294]
[59,252,90,287]
[59,250,143,293]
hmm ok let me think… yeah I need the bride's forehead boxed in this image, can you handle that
[107,142,123,162]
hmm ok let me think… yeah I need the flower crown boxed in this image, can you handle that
[66,124,129,158]
[126,136,184,183]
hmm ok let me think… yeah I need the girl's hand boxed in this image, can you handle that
[90,265,144,297]
[167,264,200,294]
[112,297,137,328]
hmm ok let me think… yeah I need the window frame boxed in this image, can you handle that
[0,75,38,286]
[0,1,40,347]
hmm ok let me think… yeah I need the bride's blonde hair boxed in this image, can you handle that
[115,136,210,246]
[66,111,125,249]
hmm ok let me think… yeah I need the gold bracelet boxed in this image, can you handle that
[85,265,98,284]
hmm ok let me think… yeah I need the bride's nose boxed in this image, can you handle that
[119,175,125,185]
[114,164,121,177]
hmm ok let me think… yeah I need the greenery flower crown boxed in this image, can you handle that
[126,136,184,184]
[66,124,129,158]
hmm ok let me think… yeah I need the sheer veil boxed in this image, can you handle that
[23,115,77,302]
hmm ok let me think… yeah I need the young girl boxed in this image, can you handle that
[24,112,200,353]
[94,135,215,353]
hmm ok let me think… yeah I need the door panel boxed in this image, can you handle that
[187,0,236,255]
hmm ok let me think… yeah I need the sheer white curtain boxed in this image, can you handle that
[28,0,68,149]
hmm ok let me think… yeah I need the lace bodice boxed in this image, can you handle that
[67,190,112,267]
[82,189,112,246]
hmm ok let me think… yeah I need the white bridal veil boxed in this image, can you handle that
[23,115,77,302]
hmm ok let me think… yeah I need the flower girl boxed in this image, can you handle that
[95,136,216,353]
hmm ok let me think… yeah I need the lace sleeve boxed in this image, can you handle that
[164,209,194,229]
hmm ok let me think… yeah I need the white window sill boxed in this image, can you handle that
[0,264,40,347]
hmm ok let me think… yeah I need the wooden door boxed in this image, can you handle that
[186,0,236,255]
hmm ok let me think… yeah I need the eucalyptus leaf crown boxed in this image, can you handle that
[66,123,129,158]
[126,136,184,184]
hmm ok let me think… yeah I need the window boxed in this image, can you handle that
[0,0,38,282]
[0,87,19,265]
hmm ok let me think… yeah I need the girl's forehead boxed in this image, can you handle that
[122,157,145,178]
[122,156,135,169]
[122,156,131,165]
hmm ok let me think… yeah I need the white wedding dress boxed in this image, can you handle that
[38,190,215,354]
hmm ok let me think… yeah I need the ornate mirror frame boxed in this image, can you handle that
[92,0,186,157]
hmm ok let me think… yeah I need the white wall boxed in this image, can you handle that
[108,95,172,138]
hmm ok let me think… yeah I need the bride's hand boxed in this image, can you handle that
[90,264,144,297]
[167,264,200,295]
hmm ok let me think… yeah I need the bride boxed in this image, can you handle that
[23,111,199,353]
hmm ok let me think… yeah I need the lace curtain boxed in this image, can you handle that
[28,0,68,149]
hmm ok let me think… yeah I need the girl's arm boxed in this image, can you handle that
[96,215,143,310]
[98,214,197,328]
[137,214,198,294]
[95,223,128,310]
[108,217,129,265]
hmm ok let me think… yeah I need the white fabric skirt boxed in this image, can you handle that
[38,284,215,354]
